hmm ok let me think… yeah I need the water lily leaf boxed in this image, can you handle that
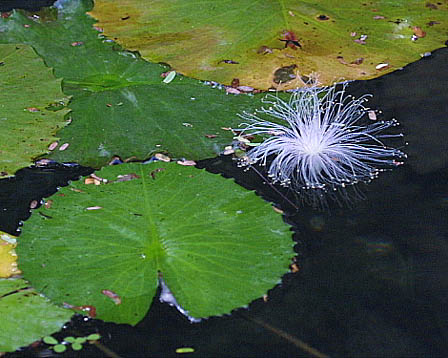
[17,162,294,324]
[0,278,73,352]
[0,44,69,177]
[0,231,20,278]
[0,4,263,167]
[89,0,448,90]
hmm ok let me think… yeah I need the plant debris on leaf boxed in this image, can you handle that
[89,0,448,90]
[0,44,69,177]
[17,162,294,324]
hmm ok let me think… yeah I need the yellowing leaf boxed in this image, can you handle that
[0,232,21,278]
[89,0,448,89]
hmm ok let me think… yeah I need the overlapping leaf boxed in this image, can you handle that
[90,0,448,90]
[0,44,69,177]
[17,162,294,325]
[0,232,20,278]
[0,278,73,352]
[0,2,263,168]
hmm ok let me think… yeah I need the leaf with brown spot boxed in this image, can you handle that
[89,0,448,89]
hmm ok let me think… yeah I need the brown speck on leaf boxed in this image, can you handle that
[231,78,240,88]
[108,156,123,165]
[59,143,69,151]
[205,134,217,138]
[257,45,273,54]
[71,305,96,318]
[317,14,330,21]
[30,200,39,209]
[44,200,53,209]
[337,56,348,65]
[35,159,51,167]
[177,160,196,166]
[115,173,140,182]
[350,57,364,65]
[91,173,108,183]
[70,188,84,193]
[102,289,122,305]
[279,31,302,49]
[412,26,426,38]
[291,263,300,273]
[155,153,171,162]
[85,177,100,185]
[48,142,58,150]
[272,206,284,214]
[70,41,83,47]
[219,59,239,64]
[226,87,241,95]
[425,2,438,9]
[150,168,166,179]
[237,85,254,92]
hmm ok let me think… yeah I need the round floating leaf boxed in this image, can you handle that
[0,6,263,166]
[89,0,448,89]
[48,78,260,166]
[43,336,59,345]
[87,333,101,341]
[18,162,294,325]
[0,44,69,177]
[0,278,73,352]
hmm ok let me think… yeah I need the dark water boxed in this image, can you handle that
[1,2,447,356]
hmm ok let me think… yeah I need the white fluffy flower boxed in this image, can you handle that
[238,84,406,191]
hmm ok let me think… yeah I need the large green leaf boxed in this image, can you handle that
[17,162,294,325]
[0,278,73,352]
[89,0,448,90]
[0,44,69,178]
[0,3,263,167]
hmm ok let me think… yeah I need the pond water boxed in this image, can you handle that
[1,1,447,357]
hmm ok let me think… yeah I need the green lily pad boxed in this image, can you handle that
[89,0,448,90]
[0,4,263,167]
[0,44,69,178]
[17,162,294,325]
[0,278,73,352]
